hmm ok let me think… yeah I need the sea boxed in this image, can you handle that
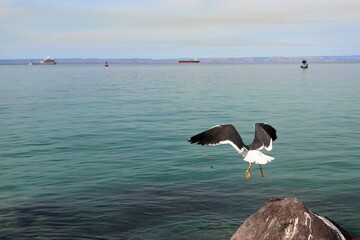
[0,62,359,240]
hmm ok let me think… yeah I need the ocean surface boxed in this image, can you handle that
[0,63,359,239]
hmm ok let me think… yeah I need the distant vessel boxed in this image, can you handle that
[300,60,308,69]
[29,56,57,65]
[179,58,200,63]
[104,62,109,67]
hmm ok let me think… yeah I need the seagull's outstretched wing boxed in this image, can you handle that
[188,124,246,152]
[248,123,277,151]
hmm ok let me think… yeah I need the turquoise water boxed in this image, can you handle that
[0,63,359,239]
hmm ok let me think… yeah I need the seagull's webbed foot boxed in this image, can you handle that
[245,170,251,179]
[245,163,252,179]
[260,165,265,178]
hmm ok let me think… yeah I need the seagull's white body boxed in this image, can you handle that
[244,150,274,165]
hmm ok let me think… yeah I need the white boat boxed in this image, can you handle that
[29,56,57,65]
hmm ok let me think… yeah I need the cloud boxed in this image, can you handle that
[5,0,359,30]
[1,0,359,58]
[0,5,27,17]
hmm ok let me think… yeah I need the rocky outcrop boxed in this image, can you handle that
[231,197,359,240]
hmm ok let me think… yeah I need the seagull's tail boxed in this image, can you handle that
[244,150,274,165]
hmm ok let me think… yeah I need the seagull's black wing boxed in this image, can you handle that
[188,124,246,152]
[248,123,277,151]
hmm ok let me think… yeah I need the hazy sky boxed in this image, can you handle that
[1,0,360,59]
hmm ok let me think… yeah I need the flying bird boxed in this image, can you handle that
[188,123,277,179]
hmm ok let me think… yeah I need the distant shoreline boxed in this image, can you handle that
[1,55,360,65]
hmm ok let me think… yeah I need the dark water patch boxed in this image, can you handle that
[0,183,255,239]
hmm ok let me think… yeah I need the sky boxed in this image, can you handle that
[1,0,360,59]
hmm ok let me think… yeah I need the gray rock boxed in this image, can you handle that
[231,197,356,240]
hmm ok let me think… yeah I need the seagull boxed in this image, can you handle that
[188,123,277,179]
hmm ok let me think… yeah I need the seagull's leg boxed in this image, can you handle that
[245,163,252,179]
[260,165,265,178]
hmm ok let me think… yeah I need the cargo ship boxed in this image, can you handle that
[179,58,200,63]
[29,56,57,65]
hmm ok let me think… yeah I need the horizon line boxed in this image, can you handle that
[0,54,360,61]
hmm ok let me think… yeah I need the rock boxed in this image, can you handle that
[231,197,357,240]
